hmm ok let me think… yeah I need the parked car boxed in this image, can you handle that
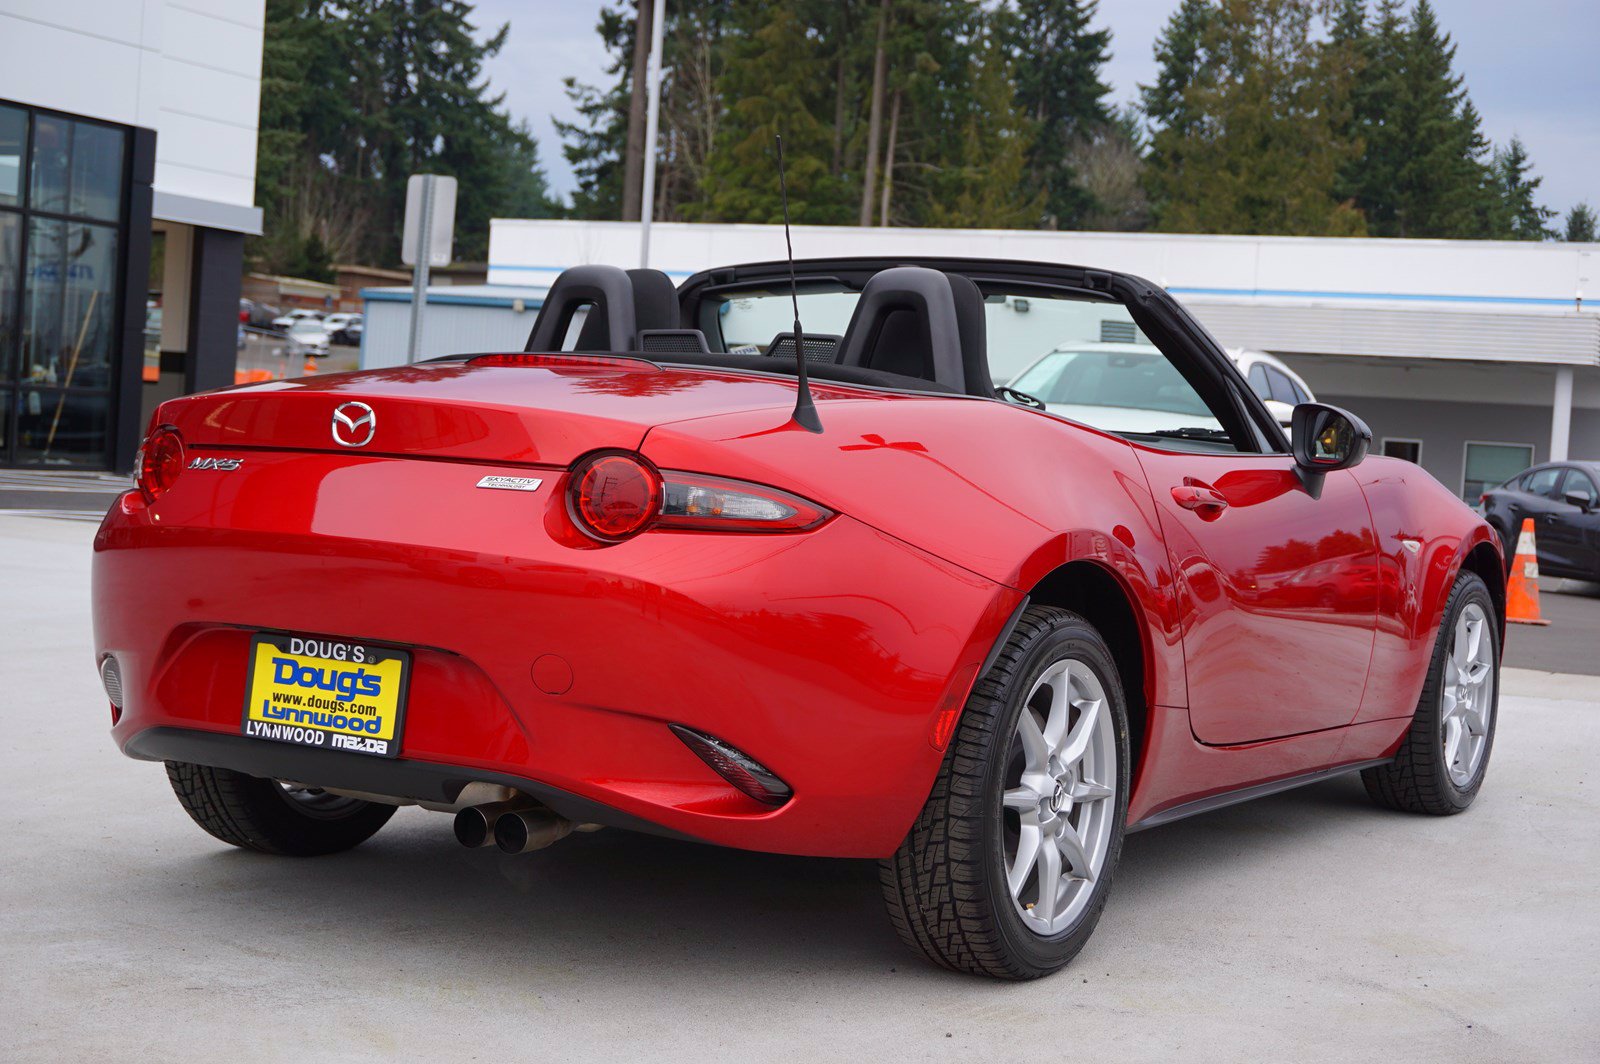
[322,312,363,346]
[240,299,281,330]
[95,257,1503,981]
[1480,461,1600,579]
[284,317,332,358]
[1230,348,1316,428]
[270,308,324,332]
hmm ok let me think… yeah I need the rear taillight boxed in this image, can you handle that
[567,452,833,543]
[136,426,184,502]
[570,452,662,541]
[657,472,830,532]
[670,724,792,806]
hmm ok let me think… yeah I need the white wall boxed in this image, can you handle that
[490,219,1599,314]
[0,0,263,232]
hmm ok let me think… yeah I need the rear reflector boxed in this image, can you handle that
[99,655,124,709]
[669,724,792,806]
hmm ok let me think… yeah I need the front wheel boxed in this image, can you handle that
[166,761,396,855]
[1362,571,1500,815]
[880,606,1130,980]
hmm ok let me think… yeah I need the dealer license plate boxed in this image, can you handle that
[242,633,410,758]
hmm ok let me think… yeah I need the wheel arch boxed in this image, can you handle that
[1019,559,1153,796]
[1460,537,1508,648]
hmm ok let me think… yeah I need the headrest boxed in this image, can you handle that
[524,266,680,352]
[837,267,994,396]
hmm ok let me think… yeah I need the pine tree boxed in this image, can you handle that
[697,4,850,223]
[1565,204,1598,243]
[1139,0,1214,226]
[1489,138,1556,240]
[1384,0,1494,236]
[252,0,557,270]
[1145,0,1364,236]
[1000,0,1113,228]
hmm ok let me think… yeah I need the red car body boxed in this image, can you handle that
[92,258,1504,860]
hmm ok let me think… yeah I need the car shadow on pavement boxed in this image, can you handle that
[138,775,1388,983]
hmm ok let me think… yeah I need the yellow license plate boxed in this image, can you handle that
[242,634,410,758]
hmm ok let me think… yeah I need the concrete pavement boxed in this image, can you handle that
[1,514,1595,1063]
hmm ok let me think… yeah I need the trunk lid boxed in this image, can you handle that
[157,359,845,466]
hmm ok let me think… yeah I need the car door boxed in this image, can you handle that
[1134,447,1379,745]
[1514,466,1572,569]
[1547,468,1600,576]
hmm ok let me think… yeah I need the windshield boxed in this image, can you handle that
[289,319,325,335]
[1012,348,1217,418]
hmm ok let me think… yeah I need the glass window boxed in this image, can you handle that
[1290,378,1311,405]
[1559,469,1597,507]
[1464,443,1534,501]
[1267,368,1299,405]
[1,213,19,379]
[15,388,108,466]
[22,218,120,390]
[28,116,124,221]
[0,105,24,207]
[1523,467,1562,498]
[1247,362,1271,402]
[1382,439,1420,463]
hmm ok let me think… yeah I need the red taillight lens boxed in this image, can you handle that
[657,472,831,532]
[570,452,662,541]
[136,426,184,501]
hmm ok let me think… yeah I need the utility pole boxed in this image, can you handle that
[638,0,666,268]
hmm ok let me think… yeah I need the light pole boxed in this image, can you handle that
[638,0,666,268]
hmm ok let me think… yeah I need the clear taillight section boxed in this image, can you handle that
[657,472,829,533]
[136,426,184,502]
[566,451,833,543]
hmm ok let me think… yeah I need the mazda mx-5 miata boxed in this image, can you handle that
[93,257,1505,979]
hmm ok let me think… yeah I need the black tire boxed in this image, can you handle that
[165,761,396,855]
[880,606,1130,980]
[1362,570,1500,815]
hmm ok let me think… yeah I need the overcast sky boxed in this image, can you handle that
[471,0,1599,218]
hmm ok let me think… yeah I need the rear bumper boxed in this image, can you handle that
[93,460,1017,858]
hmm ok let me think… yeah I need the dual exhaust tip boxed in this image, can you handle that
[453,800,576,854]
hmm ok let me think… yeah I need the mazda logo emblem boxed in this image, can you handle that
[331,402,376,447]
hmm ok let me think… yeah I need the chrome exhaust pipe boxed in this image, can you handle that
[493,808,576,854]
[453,799,535,848]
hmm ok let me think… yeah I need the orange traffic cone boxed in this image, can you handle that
[1506,517,1549,626]
[302,355,318,375]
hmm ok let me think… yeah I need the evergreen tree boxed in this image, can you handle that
[1145,0,1364,236]
[253,0,557,270]
[999,0,1113,228]
[697,4,850,223]
[1382,0,1494,236]
[555,5,634,220]
[1489,138,1556,239]
[1139,0,1214,226]
[1565,204,1598,243]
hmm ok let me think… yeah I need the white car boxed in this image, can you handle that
[284,317,332,357]
[271,308,325,332]
[1227,348,1315,427]
[1008,342,1226,437]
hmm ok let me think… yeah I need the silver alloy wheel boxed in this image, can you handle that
[1441,602,1495,787]
[1002,656,1117,936]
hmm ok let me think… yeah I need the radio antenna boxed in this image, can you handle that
[775,135,822,433]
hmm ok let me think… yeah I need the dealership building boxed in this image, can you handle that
[364,220,1599,502]
[0,0,263,471]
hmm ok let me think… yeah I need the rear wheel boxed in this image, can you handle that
[1362,571,1500,815]
[880,606,1129,980]
[165,761,396,855]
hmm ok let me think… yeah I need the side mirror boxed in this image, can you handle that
[1564,490,1594,513]
[1291,403,1371,499]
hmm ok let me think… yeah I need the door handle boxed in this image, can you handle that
[1172,481,1229,514]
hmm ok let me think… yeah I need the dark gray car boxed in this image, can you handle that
[1481,461,1600,579]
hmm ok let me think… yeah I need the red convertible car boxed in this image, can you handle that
[92,258,1504,979]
